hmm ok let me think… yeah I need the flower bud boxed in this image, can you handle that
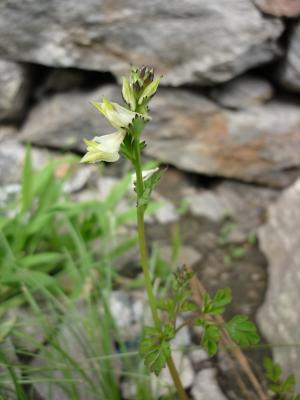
[138,77,161,105]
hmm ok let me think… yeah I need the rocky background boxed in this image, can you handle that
[1,0,300,398]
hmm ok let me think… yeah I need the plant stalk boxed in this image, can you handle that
[134,139,188,400]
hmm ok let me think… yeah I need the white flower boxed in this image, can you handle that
[91,97,149,130]
[80,131,126,164]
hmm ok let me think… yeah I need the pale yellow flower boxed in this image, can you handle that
[91,97,149,130]
[80,131,126,164]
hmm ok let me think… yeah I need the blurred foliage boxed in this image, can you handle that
[0,148,165,399]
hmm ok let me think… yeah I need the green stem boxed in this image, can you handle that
[133,139,188,400]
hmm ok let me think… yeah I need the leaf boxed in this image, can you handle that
[21,145,33,211]
[2,271,57,289]
[20,252,64,269]
[201,324,220,356]
[263,357,282,383]
[213,288,232,307]
[33,163,55,198]
[230,246,247,259]
[202,288,232,315]
[226,315,259,347]
[268,382,282,394]
[163,323,175,341]
[140,326,170,376]
[138,169,163,208]
[157,298,175,313]
[0,317,16,343]
[105,173,131,209]
[281,374,295,394]
[120,134,135,162]
[180,300,198,312]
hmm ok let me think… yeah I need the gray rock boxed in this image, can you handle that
[0,59,29,122]
[63,164,96,193]
[254,0,300,17]
[0,125,17,141]
[158,245,203,267]
[152,195,178,224]
[20,85,300,186]
[0,139,50,185]
[0,184,20,217]
[37,68,93,95]
[215,180,278,236]
[189,348,209,365]
[109,290,150,340]
[257,178,300,392]
[20,86,119,152]
[278,21,300,92]
[187,191,228,222]
[147,90,300,187]
[191,368,228,400]
[210,75,274,110]
[0,1,283,85]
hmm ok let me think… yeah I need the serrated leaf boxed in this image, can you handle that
[163,323,175,341]
[195,318,205,327]
[202,292,211,313]
[282,374,295,393]
[268,383,282,394]
[144,340,170,376]
[201,324,220,356]
[157,298,175,313]
[213,288,232,308]
[202,288,232,315]
[180,300,198,312]
[226,315,259,347]
[140,326,170,376]
[263,357,282,383]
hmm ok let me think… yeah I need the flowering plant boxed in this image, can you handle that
[81,66,260,400]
